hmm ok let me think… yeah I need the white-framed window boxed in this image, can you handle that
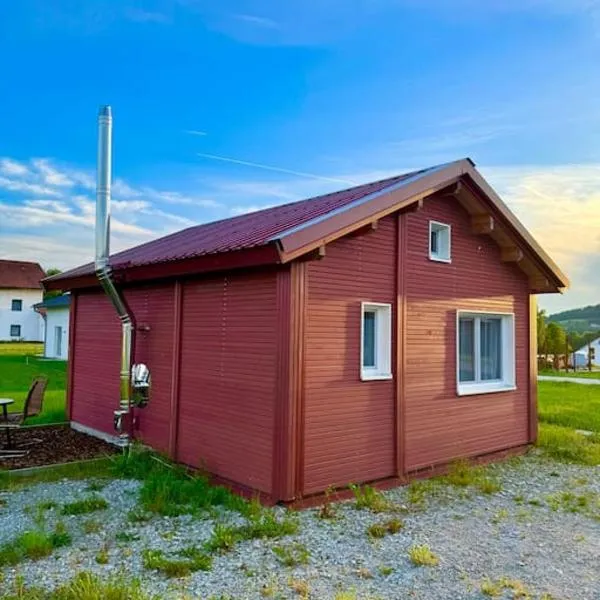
[10,324,21,338]
[456,311,516,396]
[429,221,451,262]
[11,299,22,311]
[360,302,392,381]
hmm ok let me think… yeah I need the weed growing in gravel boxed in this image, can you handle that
[85,480,107,492]
[538,423,600,465]
[367,517,404,539]
[480,577,532,598]
[0,522,71,566]
[82,519,102,534]
[491,509,509,524]
[0,571,160,600]
[127,508,153,523]
[113,448,248,517]
[287,577,309,598]
[142,547,212,578]
[317,486,338,520]
[61,495,108,515]
[204,523,239,554]
[95,544,109,565]
[116,531,140,543]
[260,576,279,597]
[443,460,502,495]
[407,544,439,567]
[546,489,600,519]
[378,565,394,576]
[406,479,443,510]
[350,484,397,513]
[272,542,310,567]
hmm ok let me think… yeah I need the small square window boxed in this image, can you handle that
[11,299,22,311]
[456,311,515,396]
[429,221,451,262]
[360,302,392,381]
[10,325,21,337]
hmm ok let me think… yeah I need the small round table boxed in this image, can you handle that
[0,398,15,449]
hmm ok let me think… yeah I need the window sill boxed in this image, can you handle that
[361,372,393,381]
[457,383,516,397]
[429,255,452,263]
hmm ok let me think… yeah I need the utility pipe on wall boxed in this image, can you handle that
[95,105,134,445]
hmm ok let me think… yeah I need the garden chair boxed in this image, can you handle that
[0,376,48,456]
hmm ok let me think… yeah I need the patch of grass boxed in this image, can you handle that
[85,480,107,492]
[540,369,600,380]
[406,479,443,509]
[443,460,502,495]
[480,577,532,599]
[367,517,403,539]
[142,547,212,578]
[0,522,71,566]
[378,565,394,576]
[546,489,600,519]
[260,577,279,597]
[350,484,397,513]
[82,519,102,534]
[127,508,153,523]
[0,353,66,424]
[116,531,140,543]
[112,449,249,518]
[61,494,109,515]
[287,577,309,598]
[491,508,509,524]
[537,423,600,465]
[407,544,439,567]
[95,545,109,564]
[203,523,239,554]
[0,571,160,599]
[538,380,600,432]
[238,510,299,540]
[0,458,115,492]
[272,543,310,567]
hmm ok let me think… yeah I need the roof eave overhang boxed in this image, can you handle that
[43,243,283,291]
[273,159,568,294]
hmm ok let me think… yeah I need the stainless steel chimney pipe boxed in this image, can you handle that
[95,105,134,446]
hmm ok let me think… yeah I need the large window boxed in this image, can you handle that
[457,311,515,395]
[360,302,392,381]
[10,324,21,338]
[11,299,22,311]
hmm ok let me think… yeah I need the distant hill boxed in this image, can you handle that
[548,304,600,333]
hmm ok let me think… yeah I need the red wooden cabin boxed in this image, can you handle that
[46,159,567,503]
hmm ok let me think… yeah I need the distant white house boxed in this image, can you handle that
[575,337,600,368]
[0,260,45,341]
[34,294,70,359]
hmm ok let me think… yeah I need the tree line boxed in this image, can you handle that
[537,308,598,368]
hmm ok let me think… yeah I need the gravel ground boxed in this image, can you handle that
[1,453,599,599]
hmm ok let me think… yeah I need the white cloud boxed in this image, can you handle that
[233,14,280,29]
[0,158,29,177]
[185,130,208,136]
[32,159,74,187]
[0,176,62,197]
[229,203,277,216]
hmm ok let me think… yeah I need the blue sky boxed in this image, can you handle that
[1,0,599,313]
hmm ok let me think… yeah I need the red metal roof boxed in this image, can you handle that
[47,168,430,282]
[0,260,45,289]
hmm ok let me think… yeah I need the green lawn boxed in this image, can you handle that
[0,353,67,424]
[538,380,600,465]
[540,369,600,379]
[538,380,600,432]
